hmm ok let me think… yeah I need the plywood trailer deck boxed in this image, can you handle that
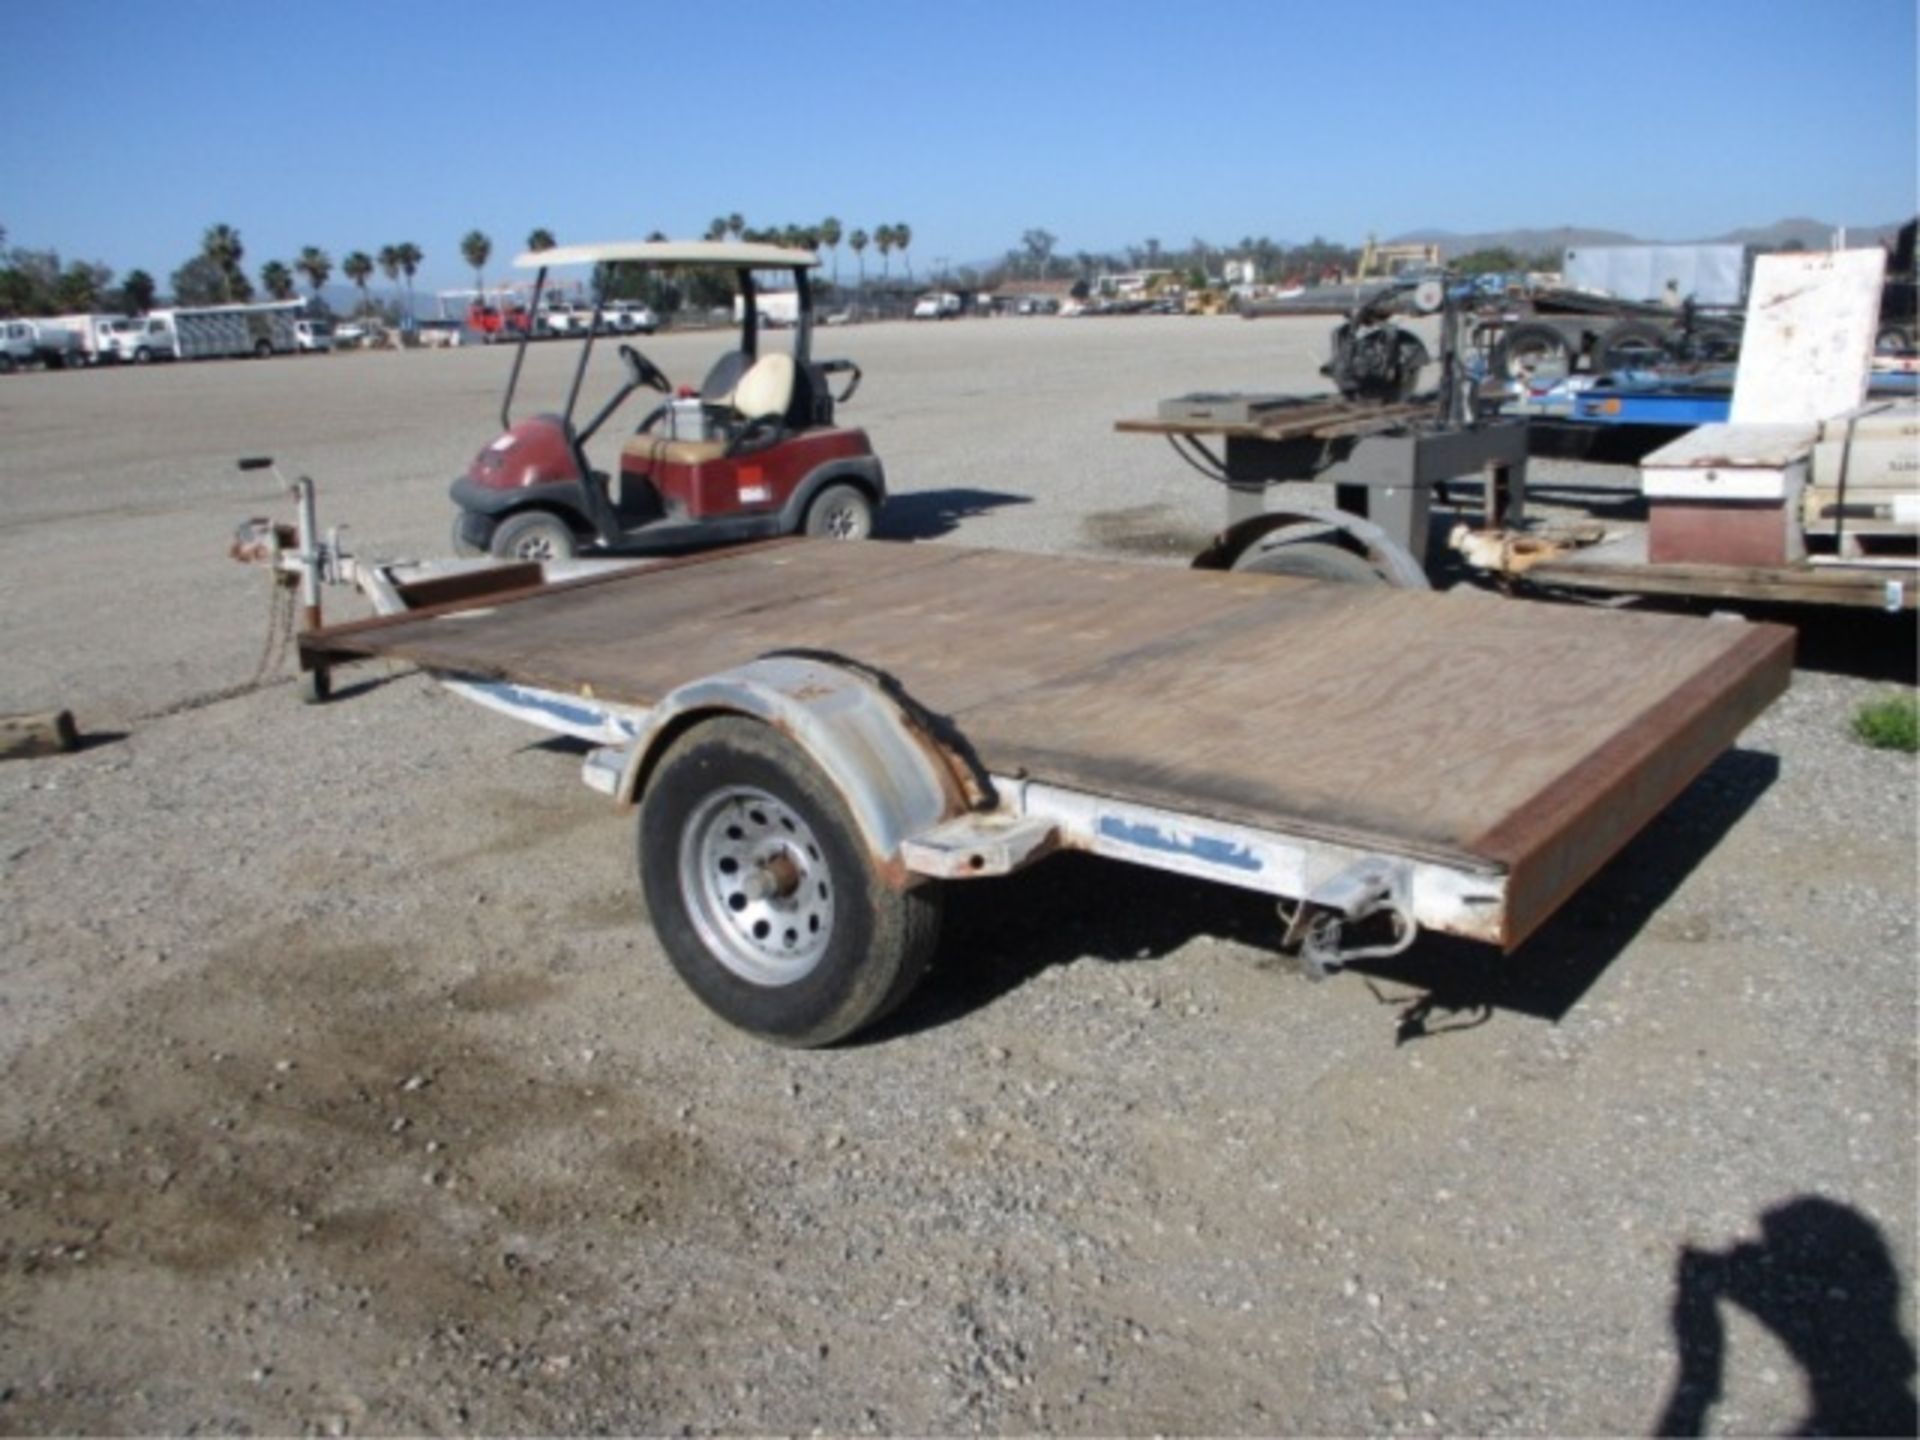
[296,537,1792,1045]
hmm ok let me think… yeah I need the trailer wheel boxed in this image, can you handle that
[802,483,874,540]
[638,716,941,1046]
[1234,540,1384,585]
[254,339,273,359]
[1591,319,1671,375]
[488,510,578,561]
[1492,323,1574,381]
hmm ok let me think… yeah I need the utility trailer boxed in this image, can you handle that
[271,504,1792,1048]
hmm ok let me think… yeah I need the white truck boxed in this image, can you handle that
[101,315,178,363]
[912,291,961,319]
[50,313,132,365]
[0,318,84,372]
[151,301,304,360]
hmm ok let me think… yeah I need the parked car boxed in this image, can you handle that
[602,301,658,335]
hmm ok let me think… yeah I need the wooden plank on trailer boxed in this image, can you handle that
[309,541,1795,881]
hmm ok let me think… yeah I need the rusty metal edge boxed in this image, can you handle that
[1475,623,1796,950]
[298,536,811,666]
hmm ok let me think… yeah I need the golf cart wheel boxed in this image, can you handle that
[638,716,941,1047]
[803,483,874,540]
[1233,540,1384,585]
[1492,322,1573,381]
[488,510,578,561]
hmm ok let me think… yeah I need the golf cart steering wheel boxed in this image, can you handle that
[619,344,671,395]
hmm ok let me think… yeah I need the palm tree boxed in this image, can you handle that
[377,245,401,310]
[460,230,492,296]
[726,213,744,239]
[849,228,868,294]
[295,246,332,302]
[706,217,728,242]
[874,225,895,283]
[395,243,423,322]
[526,228,556,253]
[121,269,156,314]
[819,216,842,287]
[893,223,912,283]
[201,223,244,303]
[342,251,373,316]
[259,260,296,302]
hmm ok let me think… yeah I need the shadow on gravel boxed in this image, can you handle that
[867,851,1281,1045]
[1346,746,1779,1043]
[876,746,1780,1047]
[1655,1194,1919,1437]
[876,487,1033,541]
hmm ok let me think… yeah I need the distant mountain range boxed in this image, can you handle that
[1386,217,1908,259]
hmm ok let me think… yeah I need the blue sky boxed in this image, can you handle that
[3,0,1914,292]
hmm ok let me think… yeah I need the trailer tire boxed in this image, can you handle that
[1591,319,1672,375]
[1233,539,1384,585]
[638,716,942,1047]
[1492,322,1574,381]
[802,483,874,540]
[488,510,578,561]
[254,339,273,359]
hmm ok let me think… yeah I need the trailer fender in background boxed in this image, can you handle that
[1192,504,1432,589]
[606,656,974,886]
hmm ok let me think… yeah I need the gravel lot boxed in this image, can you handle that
[1,317,1915,1435]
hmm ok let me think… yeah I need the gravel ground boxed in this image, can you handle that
[1,317,1915,1435]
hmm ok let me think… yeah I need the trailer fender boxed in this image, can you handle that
[1192,505,1431,589]
[609,656,975,887]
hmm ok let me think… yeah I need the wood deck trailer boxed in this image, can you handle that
[291,535,1792,1046]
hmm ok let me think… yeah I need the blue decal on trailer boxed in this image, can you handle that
[475,681,639,737]
[1097,816,1263,873]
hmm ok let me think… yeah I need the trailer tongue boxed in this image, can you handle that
[288,535,1792,1044]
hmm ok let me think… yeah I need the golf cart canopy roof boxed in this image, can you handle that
[513,240,820,270]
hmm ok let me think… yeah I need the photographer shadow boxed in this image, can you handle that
[1656,1195,1918,1436]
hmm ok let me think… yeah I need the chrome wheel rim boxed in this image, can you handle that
[679,785,834,986]
[819,499,867,539]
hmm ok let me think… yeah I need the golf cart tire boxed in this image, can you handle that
[1233,540,1385,585]
[638,716,941,1047]
[488,510,579,561]
[802,483,875,540]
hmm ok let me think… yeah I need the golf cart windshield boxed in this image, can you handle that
[500,239,821,435]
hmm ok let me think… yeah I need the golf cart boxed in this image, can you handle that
[451,240,882,560]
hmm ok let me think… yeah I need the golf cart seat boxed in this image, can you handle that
[623,353,799,466]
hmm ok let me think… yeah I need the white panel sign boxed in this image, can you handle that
[1730,249,1886,424]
